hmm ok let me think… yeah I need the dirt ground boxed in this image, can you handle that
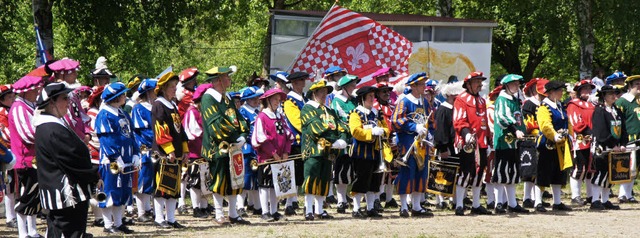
[1,189,640,238]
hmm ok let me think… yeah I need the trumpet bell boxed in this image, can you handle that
[250,159,259,171]
[463,143,475,154]
[109,162,119,175]
[94,191,107,203]
[32,157,37,169]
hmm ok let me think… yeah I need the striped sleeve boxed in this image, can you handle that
[494,97,516,129]
[12,105,36,144]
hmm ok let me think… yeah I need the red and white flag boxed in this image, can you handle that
[288,5,413,86]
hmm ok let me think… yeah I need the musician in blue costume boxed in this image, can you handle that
[238,86,263,216]
[130,78,157,222]
[535,81,573,212]
[282,71,309,213]
[391,72,434,218]
[95,82,139,234]
[151,72,189,229]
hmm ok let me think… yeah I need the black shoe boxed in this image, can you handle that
[590,201,605,210]
[470,206,492,215]
[508,205,530,213]
[399,209,410,218]
[305,213,314,221]
[292,201,300,209]
[411,208,434,217]
[494,203,506,214]
[455,207,464,216]
[237,208,248,217]
[317,211,333,219]
[367,209,383,218]
[285,205,296,215]
[420,200,434,207]
[628,197,638,203]
[385,198,399,208]
[463,197,472,206]
[603,201,620,210]
[207,204,215,214]
[272,212,283,221]
[92,218,104,227]
[261,213,275,222]
[571,196,586,206]
[542,191,552,198]
[168,221,185,228]
[374,199,384,212]
[436,202,448,210]
[116,225,134,234]
[352,210,366,218]
[177,205,188,215]
[585,196,593,204]
[223,199,229,207]
[247,205,255,212]
[280,199,286,206]
[155,221,172,229]
[619,196,629,203]
[552,203,572,211]
[380,192,387,201]
[535,204,547,212]
[326,195,338,204]
[137,214,153,222]
[5,218,17,228]
[253,208,263,216]
[103,226,121,234]
[121,217,134,226]
[522,199,534,208]
[541,201,551,207]
[336,202,348,214]
[486,201,496,209]
[229,216,251,225]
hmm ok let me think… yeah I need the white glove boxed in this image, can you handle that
[416,125,428,136]
[132,154,141,168]
[116,157,125,170]
[515,130,525,139]
[554,133,563,143]
[236,136,246,146]
[6,154,16,171]
[465,133,476,144]
[371,127,384,136]
[332,139,347,149]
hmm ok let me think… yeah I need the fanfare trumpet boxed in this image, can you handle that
[398,111,433,169]
[250,154,304,171]
[575,134,592,144]
[109,161,140,175]
[151,151,182,166]
[181,158,208,173]
[594,146,636,157]
[92,180,107,203]
[504,133,537,144]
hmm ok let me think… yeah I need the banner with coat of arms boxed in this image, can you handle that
[271,160,297,199]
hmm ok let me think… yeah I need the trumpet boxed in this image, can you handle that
[595,145,636,157]
[459,132,477,154]
[504,133,537,144]
[398,111,433,169]
[181,158,208,173]
[251,154,304,171]
[219,141,230,154]
[109,162,140,175]
[92,188,107,203]
[374,135,389,173]
[151,151,181,166]
[32,157,37,169]
[576,134,592,144]
[317,138,333,152]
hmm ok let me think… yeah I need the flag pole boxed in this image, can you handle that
[285,3,340,73]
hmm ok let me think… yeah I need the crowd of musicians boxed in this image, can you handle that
[0,56,639,237]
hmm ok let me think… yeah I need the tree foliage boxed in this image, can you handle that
[2,0,640,91]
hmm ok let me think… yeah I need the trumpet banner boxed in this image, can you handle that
[271,160,298,199]
[229,146,245,190]
[426,160,459,197]
[609,151,632,185]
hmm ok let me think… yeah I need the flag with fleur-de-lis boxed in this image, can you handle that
[288,5,413,86]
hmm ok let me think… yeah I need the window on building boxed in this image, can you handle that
[393,26,422,42]
[274,19,307,36]
[422,26,432,41]
[434,26,462,42]
[463,27,492,43]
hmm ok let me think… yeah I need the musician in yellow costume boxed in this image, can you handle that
[535,80,573,212]
[201,66,250,225]
[300,80,349,221]
[348,86,389,218]
[391,72,433,218]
